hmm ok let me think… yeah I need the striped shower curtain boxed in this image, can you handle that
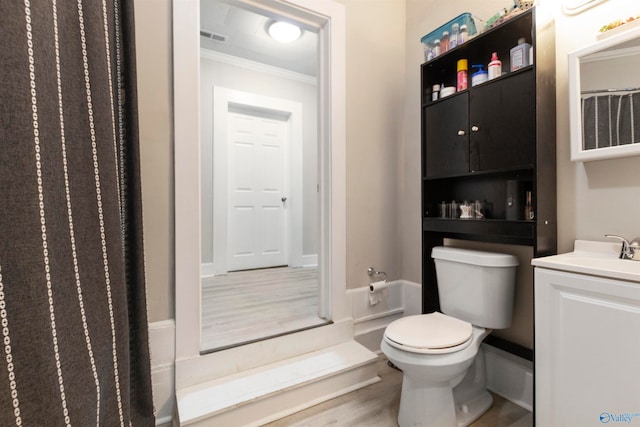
[0,1,154,425]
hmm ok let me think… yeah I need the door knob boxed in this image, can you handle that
[281,197,287,202]
[457,130,466,136]
[471,125,479,132]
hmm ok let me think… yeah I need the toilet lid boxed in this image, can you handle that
[384,312,472,350]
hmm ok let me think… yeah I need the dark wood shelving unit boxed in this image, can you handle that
[420,8,557,361]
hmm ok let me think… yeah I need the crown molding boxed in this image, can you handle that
[200,48,317,86]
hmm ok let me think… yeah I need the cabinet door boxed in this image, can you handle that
[535,268,640,426]
[469,71,535,171]
[425,93,469,177]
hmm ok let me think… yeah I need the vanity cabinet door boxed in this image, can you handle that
[424,93,469,177]
[469,70,535,172]
[535,267,640,426]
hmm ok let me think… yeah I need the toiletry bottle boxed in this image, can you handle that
[525,191,534,220]
[456,59,468,91]
[458,24,468,44]
[432,39,441,57]
[425,45,433,61]
[431,84,440,101]
[471,64,488,86]
[449,23,459,50]
[488,52,502,80]
[510,38,531,71]
[441,31,449,53]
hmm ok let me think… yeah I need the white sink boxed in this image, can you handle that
[532,240,640,283]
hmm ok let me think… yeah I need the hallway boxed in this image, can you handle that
[201,267,328,350]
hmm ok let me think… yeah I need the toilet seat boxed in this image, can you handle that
[384,312,473,354]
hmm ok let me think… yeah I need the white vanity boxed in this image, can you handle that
[533,240,640,426]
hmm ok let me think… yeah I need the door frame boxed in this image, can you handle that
[173,0,346,391]
[211,87,304,275]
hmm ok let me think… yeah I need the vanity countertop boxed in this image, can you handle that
[532,240,640,283]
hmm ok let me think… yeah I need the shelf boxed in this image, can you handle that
[423,165,533,181]
[422,217,535,245]
[419,5,556,363]
[421,9,535,97]
[422,9,534,67]
[423,66,535,108]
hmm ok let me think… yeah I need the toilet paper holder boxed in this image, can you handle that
[367,267,388,282]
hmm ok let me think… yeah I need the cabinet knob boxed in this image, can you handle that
[471,125,479,132]
[457,130,466,136]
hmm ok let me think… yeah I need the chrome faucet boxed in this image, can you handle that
[605,234,640,261]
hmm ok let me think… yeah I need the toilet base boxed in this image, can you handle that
[392,346,493,427]
[454,389,492,427]
[452,348,493,426]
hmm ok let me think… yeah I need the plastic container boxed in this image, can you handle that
[457,59,468,91]
[510,38,532,71]
[440,86,456,98]
[488,52,502,80]
[471,64,488,86]
[420,13,477,61]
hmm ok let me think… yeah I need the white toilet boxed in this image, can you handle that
[381,246,518,427]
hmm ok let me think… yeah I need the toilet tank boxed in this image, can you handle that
[431,246,518,329]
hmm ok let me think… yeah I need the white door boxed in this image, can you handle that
[227,111,288,271]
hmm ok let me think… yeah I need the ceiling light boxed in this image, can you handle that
[268,21,302,43]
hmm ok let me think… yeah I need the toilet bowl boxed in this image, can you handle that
[382,314,492,427]
[381,247,518,427]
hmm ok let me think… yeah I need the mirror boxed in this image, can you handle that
[569,24,640,162]
[199,0,328,352]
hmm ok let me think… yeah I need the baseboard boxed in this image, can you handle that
[149,320,176,426]
[200,263,215,278]
[348,280,421,352]
[301,254,318,268]
[483,343,533,411]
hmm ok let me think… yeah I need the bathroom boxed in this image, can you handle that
[140,0,640,424]
[5,0,633,425]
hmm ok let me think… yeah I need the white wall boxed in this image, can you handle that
[199,55,319,265]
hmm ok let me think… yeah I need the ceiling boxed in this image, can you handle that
[200,0,318,77]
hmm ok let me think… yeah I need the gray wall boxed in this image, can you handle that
[135,0,174,322]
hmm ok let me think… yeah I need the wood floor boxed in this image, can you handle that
[264,356,532,427]
[201,266,328,351]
